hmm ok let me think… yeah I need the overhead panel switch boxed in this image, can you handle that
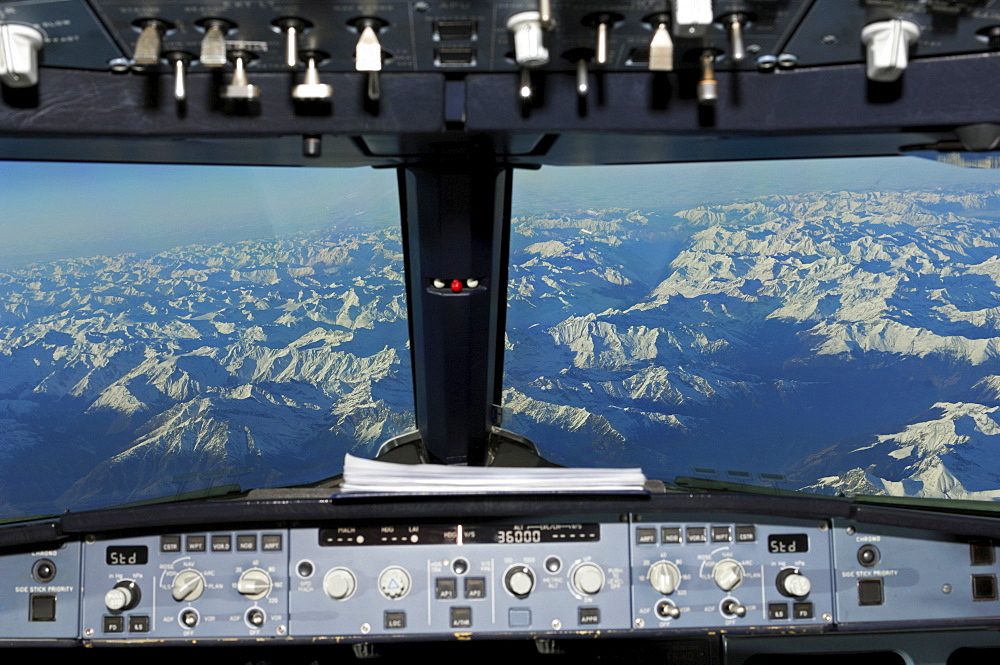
[861,19,920,83]
[673,0,713,38]
[0,23,42,87]
[507,11,548,67]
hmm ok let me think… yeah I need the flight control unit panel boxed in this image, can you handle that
[2,509,999,645]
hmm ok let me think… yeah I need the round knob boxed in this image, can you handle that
[237,568,272,601]
[648,561,681,595]
[572,563,604,596]
[776,568,811,598]
[172,569,206,602]
[377,566,411,600]
[324,567,357,600]
[504,564,535,598]
[105,580,141,611]
[713,560,744,592]
[507,11,549,67]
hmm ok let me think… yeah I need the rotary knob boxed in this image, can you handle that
[323,567,357,600]
[172,569,206,602]
[713,560,744,592]
[647,561,681,595]
[504,564,535,598]
[571,563,605,596]
[377,566,411,600]
[105,580,141,611]
[237,568,272,601]
[776,568,811,598]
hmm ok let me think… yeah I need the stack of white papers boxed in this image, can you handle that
[340,454,647,494]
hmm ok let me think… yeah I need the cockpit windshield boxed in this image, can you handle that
[0,162,412,517]
[4,155,1000,518]
[504,156,1000,500]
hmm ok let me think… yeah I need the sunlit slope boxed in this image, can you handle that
[503,187,1000,497]
[0,228,413,515]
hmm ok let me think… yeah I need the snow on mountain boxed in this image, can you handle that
[801,402,1000,500]
[0,227,414,514]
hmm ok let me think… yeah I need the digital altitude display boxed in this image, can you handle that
[105,545,148,566]
[768,534,809,554]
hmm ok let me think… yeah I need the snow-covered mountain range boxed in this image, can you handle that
[5,182,1000,515]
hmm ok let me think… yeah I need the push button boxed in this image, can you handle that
[768,603,788,620]
[636,528,656,545]
[578,607,600,625]
[858,578,884,606]
[103,615,125,633]
[793,602,814,619]
[29,594,56,622]
[973,574,998,601]
[450,607,472,628]
[436,578,457,600]
[129,615,150,632]
[384,611,406,629]
[465,577,486,599]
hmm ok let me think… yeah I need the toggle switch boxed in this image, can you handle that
[0,22,43,87]
[197,18,233,68]
[272,17,312,70]
[507,11,548,67]
[293,51,333,101]
[132,19,170,67]
[352,18,386,102]
[538,0,553,30]
[673,0,713,38]
[518,67,534,102]
[646,13,674,71]
[562,48,593,97]
[222,50,260,100]
[720,13,751,64]
[583,12,623,66]
[164,51,193,102]
[697,49,718,105]
[861,19,920,83]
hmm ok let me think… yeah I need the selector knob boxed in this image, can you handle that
[776,568,811,598]
[647,561,681,595]
[378,566,411,600]
[504,564,535,598]
[0,23,43,87]
[323,567,357,600]
[507,11,549,67]
[861,19,920,83]
[105,580,141,612]
[713,559,744,592]
[571,562,605,596]
[172,569,206,602]
[237,568,273,601]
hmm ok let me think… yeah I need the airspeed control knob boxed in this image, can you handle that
[172,569,206,602]
[572,562,605,596]
[324,568,357,600]
[237,568,272,601]
[713,560,744,592]
[647,561,681,595]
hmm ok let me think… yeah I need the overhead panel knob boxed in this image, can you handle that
[133,19,168,67]
[0,23,43,87]
[198,18,232,68]
[222,51,260,100]
[507,11,548,67]
[673,0,713,38]
[861,19,920,82]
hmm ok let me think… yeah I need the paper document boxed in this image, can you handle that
[340,454,647,494]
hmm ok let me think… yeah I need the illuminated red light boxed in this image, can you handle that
[450,279,463,293]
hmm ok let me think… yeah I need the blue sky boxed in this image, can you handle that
[3,156,998,268]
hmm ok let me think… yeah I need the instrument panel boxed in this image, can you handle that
[3,508,999,645]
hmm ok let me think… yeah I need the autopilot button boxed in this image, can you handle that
[793,602,814,619]
[436,577,457,600]
[465,577,486,599]
[384,611,406,629]
[768,603,788,620]
[578,607,600,625]
[450,607,472,628]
